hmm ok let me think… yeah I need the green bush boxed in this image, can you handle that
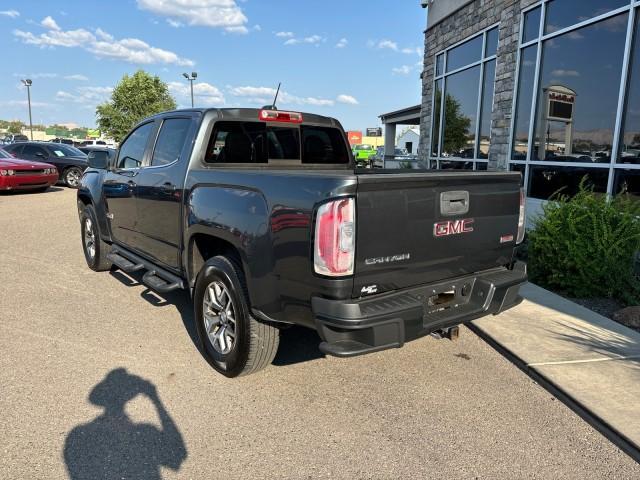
[528,182,640,305]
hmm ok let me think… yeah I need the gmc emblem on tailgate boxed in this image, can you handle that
[433,219,474,237]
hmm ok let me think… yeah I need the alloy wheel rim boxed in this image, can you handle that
[202,281,237,355]
[84,217,96,260]
[67,169,80,187]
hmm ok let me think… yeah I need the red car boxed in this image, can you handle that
[0,148,59,192]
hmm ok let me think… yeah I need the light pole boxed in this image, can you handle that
[21,79,33,140]
[182,72,197,108]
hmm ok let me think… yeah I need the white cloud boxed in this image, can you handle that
[337,94,358,105]
[275,31,294,38]
[137,0,248,33]
[13,72,89,81]
[252,24,261,31]
[336,38,348,48]
[229,86,358,108]
[284,34,324,46]
[166,18,183,28]
[378,39,398,51]
[55,86,113,104]
[401,47,422,55]
[14,17,194,66]
[0,10,19,18]
[551,69,580,77]
[0,100,52,108]
[168,81,225,105]
[64,74,89,81]
[392,65,413,76]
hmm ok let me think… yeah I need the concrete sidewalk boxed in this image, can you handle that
[472,283,640,460]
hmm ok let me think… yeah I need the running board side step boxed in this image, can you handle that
[107,247,184,294]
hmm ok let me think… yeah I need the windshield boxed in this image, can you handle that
[51,144,86,157]
[0,149,11,159]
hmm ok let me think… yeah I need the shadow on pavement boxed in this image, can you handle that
[108,269,325,368]
[0,186,65,195]
[64,368,187,480]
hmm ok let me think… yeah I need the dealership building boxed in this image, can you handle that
[419,0,640,206]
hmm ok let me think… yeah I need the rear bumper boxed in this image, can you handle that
[312,262,527,357]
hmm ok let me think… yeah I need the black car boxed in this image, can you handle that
[78,107,526,378]
[3,142,88,188]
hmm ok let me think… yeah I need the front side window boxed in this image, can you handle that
[151,118,192,167]
[116,122,155,169]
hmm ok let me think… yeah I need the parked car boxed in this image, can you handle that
[78,107,527,378]
[49,137,74,145]
[1,134,29,145]
[0,148,58,192]
[2,142,88,188]
[351,144,377,166]
[370,146,416,168]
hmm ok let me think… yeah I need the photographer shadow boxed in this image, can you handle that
[64,368,187,480]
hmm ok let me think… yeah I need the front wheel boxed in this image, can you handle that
[64,167,83,189]
[194,256,280,377]
[80,205,112,271]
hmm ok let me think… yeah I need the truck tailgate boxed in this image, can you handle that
[353,171,521,297]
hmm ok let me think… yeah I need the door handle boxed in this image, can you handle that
[128,180,137,188]
[160,183,176,192]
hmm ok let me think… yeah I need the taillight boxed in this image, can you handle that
[314,198,355,276]
[259,109,303,123]
[516,188,526,244]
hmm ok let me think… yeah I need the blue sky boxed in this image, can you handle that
[0,0,427,131]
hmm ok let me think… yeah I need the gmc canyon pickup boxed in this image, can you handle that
[78,108,527,377]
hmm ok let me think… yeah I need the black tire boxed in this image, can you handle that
[80,204,112,272]
[63,166,83,189]
[194,255,280,377]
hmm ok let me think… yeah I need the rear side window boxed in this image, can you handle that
[116,122,154,169]
[151,118,192,167]
[22,144,48,157]
[205,122,267,163]
[301,126,349,164]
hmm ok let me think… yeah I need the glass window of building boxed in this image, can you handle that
[431,25,499,170]
[619,9,640,168]
[511,45,538,160]
[544,0,629,35]
[532,13,627,164]
[509,1,640,201]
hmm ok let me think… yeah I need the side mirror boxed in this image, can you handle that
[88,151,109,169]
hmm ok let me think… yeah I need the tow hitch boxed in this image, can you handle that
[430,325,460,341]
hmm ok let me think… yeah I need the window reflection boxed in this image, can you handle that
[533,13,627,163]
[442,66,480,158]
[510,163,526,185]
[431,79,443,156]
[478,60,496,159]
[440,160,474,170]
[476,162,488,171]
[545,0,628,35]
[511,45,537,160]
[614,169,640,200]
[446,35,483,72]
[528,165,608,200]
[619,9,640,163]
[485,28,499,57]
[436,54,444,76]
[523,7,541,43]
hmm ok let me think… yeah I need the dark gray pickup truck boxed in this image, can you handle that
[78,107,526,377]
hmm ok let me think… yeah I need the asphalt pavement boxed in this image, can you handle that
[1,187,639,479]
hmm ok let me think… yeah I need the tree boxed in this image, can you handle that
[7,120,24,134]
[96,70,176,142]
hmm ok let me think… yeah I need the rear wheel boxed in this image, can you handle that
[194,255,280,377]
[63,167,83,189]
[80,205,112,271]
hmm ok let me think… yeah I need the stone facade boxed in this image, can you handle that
[419,0,539,170]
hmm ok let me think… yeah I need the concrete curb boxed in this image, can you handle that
[470,283,640,463]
